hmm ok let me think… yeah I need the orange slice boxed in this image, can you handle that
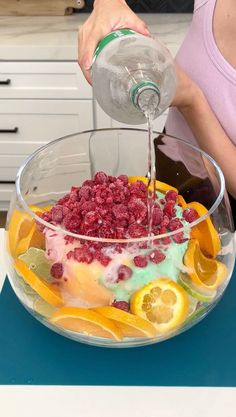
[128,176,178,193]
[183,239,227,291]
[15,223,45,257]
[8,205,49,257]
[187,201,221,258]
[15,258,64,307]
[8,209,33,257]
[131,278,189,334]
[94,306,157,338]
[50,307,123,340]
[177,195,188,208]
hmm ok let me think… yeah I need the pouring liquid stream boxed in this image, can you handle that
[138,87,159,243]
[145,111,157,243]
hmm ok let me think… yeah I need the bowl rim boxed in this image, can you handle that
[15,128,225,243]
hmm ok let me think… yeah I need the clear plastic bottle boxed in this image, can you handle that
[92,29,176,125]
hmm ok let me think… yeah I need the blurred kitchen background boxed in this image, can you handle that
[0,1,193,227]
[79,0,194,13]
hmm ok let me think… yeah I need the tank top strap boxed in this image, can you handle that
[194,0,214,12]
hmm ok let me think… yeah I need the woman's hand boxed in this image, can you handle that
[78,0,150,84]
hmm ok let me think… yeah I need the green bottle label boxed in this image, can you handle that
[93,29,136,63]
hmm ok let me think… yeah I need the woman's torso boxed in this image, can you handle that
[165,0,236,147]
[164,0,236,224]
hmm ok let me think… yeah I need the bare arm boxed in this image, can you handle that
[78,0,150,84]
[172,66,236,198]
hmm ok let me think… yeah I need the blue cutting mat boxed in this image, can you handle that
[0,267,235,386]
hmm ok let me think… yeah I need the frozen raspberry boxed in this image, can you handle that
[115,227,125,239]
[50,205,64,223]
[66,251,74,260]
[40,210,52,224]
[108,175,116,183]
[64,213,81,231]
[128,223,147,238]
[128,198,148,223]
[172,232,187,244]
[165,190,178,203]
[78,185,92,200]
[106,196,113,205]
[163,201,176,218]
[112,300,129,312]
[57,194,70,206]
[112,204,129,220]
[84,211,100,225]
[133,255,148,268]
[161,215,170,228]
[152,205,163,226]
[82,179,94,188]
[94,171,108,184]
[69,188,79,202]
[95,196,104,205]
[117,265,133,281]
[129,181,147,198]
[149,250,166,264]
[64,235,76,244]
[50,262,63,279]
[138,241,148,250]
[117,175,128,185]
[94,251,111,266]
[98,224,115,239]
[183,207,199,223]
[114,244,123,254]
[74,247,93,264]
[81,201,96,213]
[168,218,183,231]
[162,236,172,245]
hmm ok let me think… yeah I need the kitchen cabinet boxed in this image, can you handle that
[0,62,93,209]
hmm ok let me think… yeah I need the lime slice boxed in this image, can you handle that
[188,297,199,316]
[33,298,56,318]
[185,305,208,326]
[177,273,216,303]
[19,248,53,282]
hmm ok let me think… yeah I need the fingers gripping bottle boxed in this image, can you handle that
[92,29,176,125]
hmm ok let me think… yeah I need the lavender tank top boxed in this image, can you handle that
[165,0,236,147]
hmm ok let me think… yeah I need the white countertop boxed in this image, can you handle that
[0,385,236,417]
[0,13,192,60]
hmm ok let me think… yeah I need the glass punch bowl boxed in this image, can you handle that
[5,129,235,347]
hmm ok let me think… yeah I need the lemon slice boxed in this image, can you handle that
[131,278,189,333]
[50,307,123,340]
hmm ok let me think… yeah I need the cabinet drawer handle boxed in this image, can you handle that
[0,127,18,133]
[0,79,11,85]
